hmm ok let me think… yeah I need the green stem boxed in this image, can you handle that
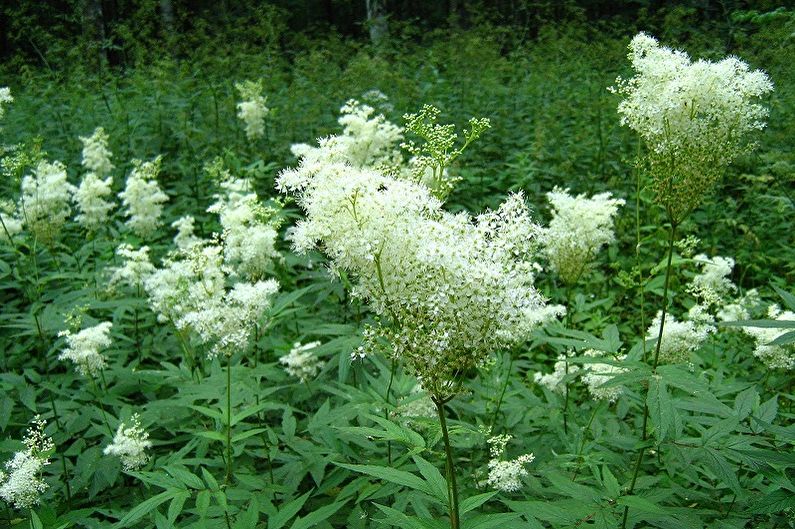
[488,354,514,432]
[621,221,677,529]
[385,358,397,464]
[572,401,604,480]
[225,355,233,484]
[90,374,114,437]
[563,285,574,435]
[434,398,460,529]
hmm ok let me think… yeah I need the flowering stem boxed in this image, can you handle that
[572,400,603,481]
[385,358,396,465]
[225,355,233,484]
[434,398,460,529]
[621,220,677,529]
[90,374,114,437]
[563,285,574,435]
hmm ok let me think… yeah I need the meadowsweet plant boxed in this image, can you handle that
[280,341,324,382]
[541,187,624,287]
[612,32,773,223]
[119,156,168,238]
[533,352,578,394]
[171,215,199,250]
[235,79,269,140]
[58,321,113,377]
[103,414,152,471]
[0,416,54,510]
[0,199,22,242]
[740,305,795,370]
[19,160,76,243]
[79,127,113,177]
[580,350,628,402]
[280,107,559,528]
[108,243,155,291]
[687,254,736,306]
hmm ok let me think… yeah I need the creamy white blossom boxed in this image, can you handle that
[533,352,578,394]
[647,311,714,364]
[485,434,534,493]
[171,215,200,250]
[75,172,114,231]
[19,160,76,242]
[280,341,324,382]
[741,305,795,370]
[80,127,114,177]
[0,87,12,123]
[109,244,155,290]
[278,149,561,397]
[119,156,168,238]
[717,288,761,322]
[541,187,624,285]
[0,416,53,510]
[235,80,269,140]
[580,350,628,403]
[58,321,113,377]
[207,177,280,278]
[103,414,152,471]
[0,200,22,242]
[612,33,773,221]
[687,254,736,306]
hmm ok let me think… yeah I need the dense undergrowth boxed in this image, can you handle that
[0,8,794,529]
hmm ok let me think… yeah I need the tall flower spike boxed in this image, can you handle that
[80,127,114,177]
[75,172,114,232]
[0,416,54,510]
[119,156,168,238]
[611,33,773,222]
[235,80,269,140]
[19,160,76,243]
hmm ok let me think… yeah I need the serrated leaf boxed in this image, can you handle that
[647,375,674,442]
[616,495,665,514]
[114,489,183,528]
[412,455,449,506]
[269,490,312,529]
[460,491,497,514]
[336,463,431,495]
[289,499,348,529]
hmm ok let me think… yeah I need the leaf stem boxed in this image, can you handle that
[434,398,460,529]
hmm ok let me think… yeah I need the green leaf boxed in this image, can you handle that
[773,285,795,311]
[412,455,449,505]
[288,499,348,529]
[748,489,795,514]
[114,489,184,528]
[462,513,522,529]
[335,463,431,496]
[269,490,312,529]
[616,495,665,514]
[233,498,259,529]
[460,491,497,514]
[167,491,190,523]
[647,375,674,442]
[373,504,446,529]
[601,466,620,498]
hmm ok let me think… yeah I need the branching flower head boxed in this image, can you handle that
[485,434,534,493]
[0,416,54,510]
[103,414,152,471]
[580,350,628,403]
[109,243,155,290]
[235,80,269,140]
[0,200,22,243]
[741,305,795,370]
[280,341,324,382]
[279,136,560,399]
[80,127,114,177]
[119,156,168,238]
[0,87,12,123]
[611,33,773,222]
[171,215,200,250]
[533,352,578,394]
[58,321,113,377]
[19,160,76,243]
[687,254,736,306]
[541,187,624,286]
[647,311,715,364]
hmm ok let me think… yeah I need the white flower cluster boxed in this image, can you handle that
[58,321,113,377]
[120,156,168,238]
[717,288,761,322]
[580,350,628,403]
[647,310,715,364]
[109,244,155,290]
[0,200,22,242]
[103,414,152,471]
[541,187,624,286]
[741,305,795,370]
[171,215,200,250]
[687,254,736,306]
[279,147,561,396]
[485,434,534,493]
[0,86,12,122]
[0,416,54,510]
[279,341,324,382]
[235,80,269,140]
[611,33,773,221]
[19,160,76,243]
[75,172,114,232]
[145,242,279,358]
[80,127,114,177]
[207,177,280,279]
[396,384,436,424]
[533,352,578,394]
[290,99,404,171]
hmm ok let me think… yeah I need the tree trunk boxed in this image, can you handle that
[365,0,388,45]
